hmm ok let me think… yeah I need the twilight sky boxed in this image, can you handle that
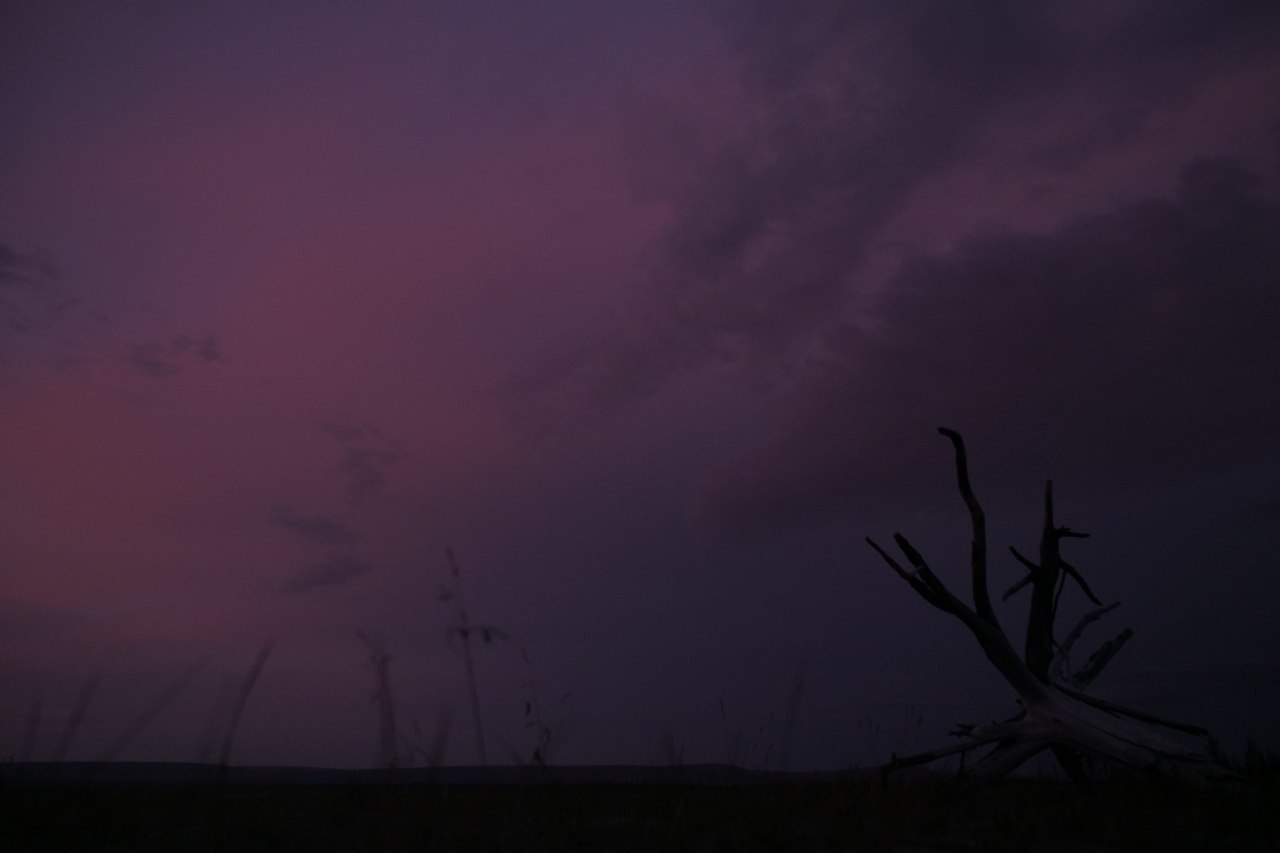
[3,1,1280,770]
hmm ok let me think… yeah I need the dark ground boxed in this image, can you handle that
[2,763,1277,851]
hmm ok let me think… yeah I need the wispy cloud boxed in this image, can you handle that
[124,334,223,379]
[0,242,56,288]
[318,420,403,505]
[0,241,61,336]
[170,333,222,363]
[265,504,360,547]
[279,552,370,594]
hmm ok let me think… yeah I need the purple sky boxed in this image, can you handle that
[3,1,1280,770]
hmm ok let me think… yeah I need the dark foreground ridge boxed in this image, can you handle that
[3,761,1277,851]
[2,760,879,788]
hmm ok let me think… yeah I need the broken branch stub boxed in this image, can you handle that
[866,427,1235,785]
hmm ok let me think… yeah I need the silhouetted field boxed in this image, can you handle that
[3,762,1278,851]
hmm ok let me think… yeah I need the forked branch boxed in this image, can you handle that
[937,427,998,627]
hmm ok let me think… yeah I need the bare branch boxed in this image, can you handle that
[865,536,912,581]
[937,427,997,627]
[1053,601,1122,682]
[869,537,1046,703]
[1025,480,1063,681]
[866,537,944,610]
[1002,546,1039,600]
[892,533,955,603]
[1057,685,1210,738]
[1008,546,1040,575]
[1072,628,1134,688]
[1057,559,1103,605]
[882,718,1052,783]
[1002,574,1033,601]
[881,724,1022,776]
[967,738,1052,780]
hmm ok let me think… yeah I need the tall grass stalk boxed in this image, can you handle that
[718,697,743,766]
[216,641,274,767]
[409,705,454,768]
[19,691,42,763]
[519,646,569,766]
[358,632,398,769]
[778,669,805,772]
[97,661,207,763]
[439,546,508,766]
[49,672,99,762]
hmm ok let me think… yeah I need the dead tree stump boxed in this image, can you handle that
[866,428,1235,785]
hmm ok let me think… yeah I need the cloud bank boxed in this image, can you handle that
[690,156,1280,536]
[528,1,1280,414]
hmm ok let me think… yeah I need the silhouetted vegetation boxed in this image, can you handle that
[5,461,1277,850]
[3,763,1278,851]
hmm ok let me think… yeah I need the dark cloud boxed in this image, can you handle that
[265,504,360,548]
[689,156,1280,537]
[124,334,223,378]
[124,342,178,378]
[527,2,1280,411]
[0,243,57,287]
[170,333,222,363]
[280,553,370,594]
[318,420,403,505]
[0,242,60,335]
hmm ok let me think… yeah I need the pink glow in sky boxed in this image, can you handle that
[4,2,1280,770]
